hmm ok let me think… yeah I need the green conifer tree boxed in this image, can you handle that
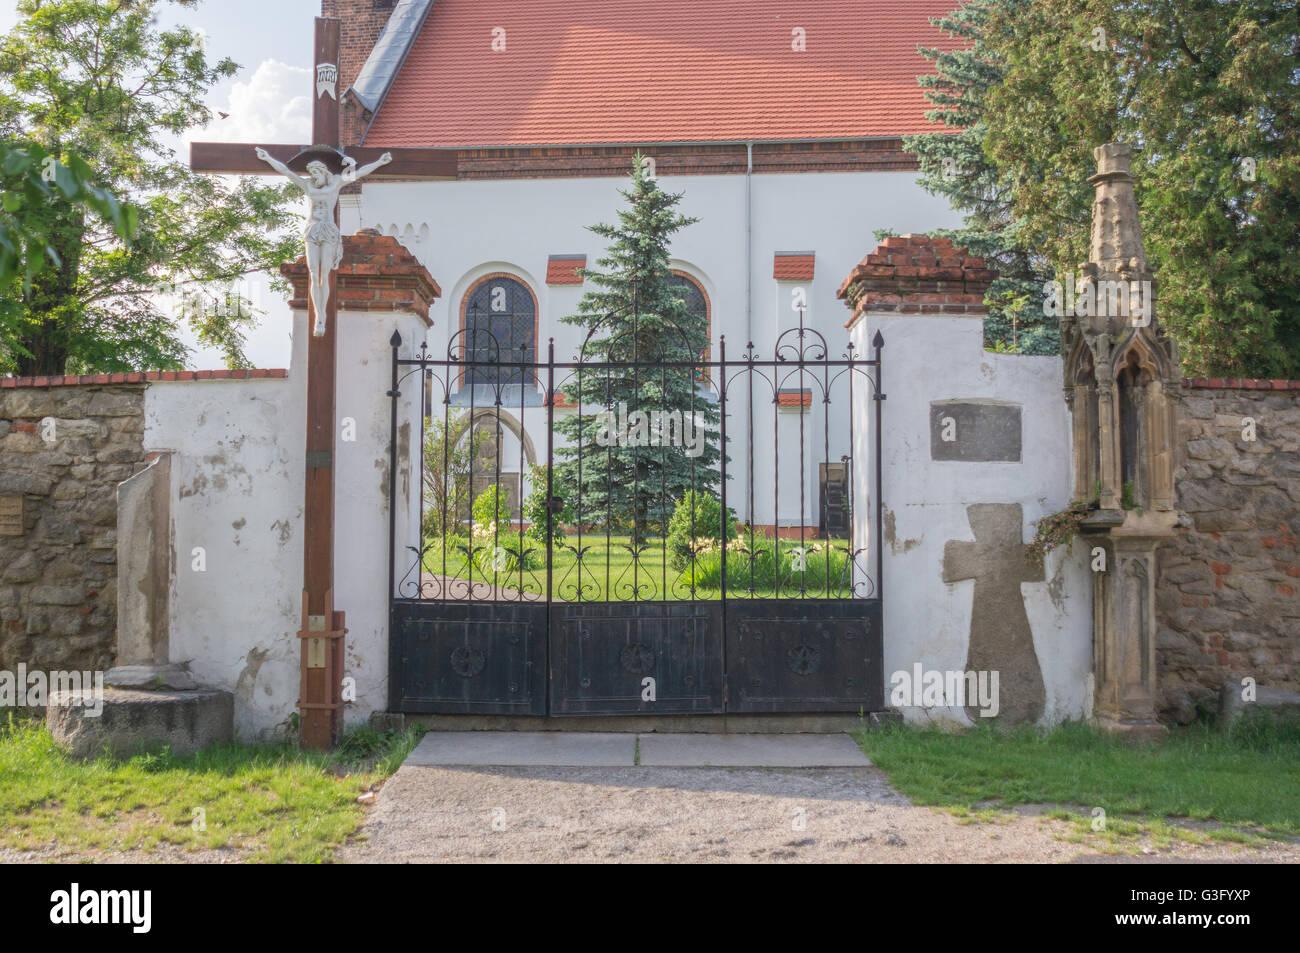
[553,156,719,545]
[902,0,1058,355]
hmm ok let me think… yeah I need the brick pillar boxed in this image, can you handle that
[281,229,440,320]
[837,233,995,325]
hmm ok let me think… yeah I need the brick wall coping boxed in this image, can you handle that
[1,369,288,390]
[1180,378,1300,391]
[839,234,995,326]
[281,231,440,325]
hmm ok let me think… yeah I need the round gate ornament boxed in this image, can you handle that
[450,645,486,678]
[620,642,656,674]
[787,643,820,676]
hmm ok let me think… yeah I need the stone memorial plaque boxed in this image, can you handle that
[930,400,1022,462]
[0,496,24,536]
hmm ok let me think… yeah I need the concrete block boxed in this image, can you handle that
[1220,680,1300,729]
[46,687,233,759]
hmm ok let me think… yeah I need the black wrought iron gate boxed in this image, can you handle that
[387,311,885,716]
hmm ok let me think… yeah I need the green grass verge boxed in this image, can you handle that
[0,717,425,863]
[855,718,1300,847]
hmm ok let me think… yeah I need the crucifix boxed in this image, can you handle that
[190,16,455,748]
[254,147,393,335]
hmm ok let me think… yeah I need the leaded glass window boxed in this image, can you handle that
[463,276,537,387]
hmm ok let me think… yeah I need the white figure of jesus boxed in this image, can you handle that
[255,147,393,336]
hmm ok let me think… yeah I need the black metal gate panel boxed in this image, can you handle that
[726,600,883,712]
[390,600,547,714]
[387,302,886,716]
[550,602,724,714]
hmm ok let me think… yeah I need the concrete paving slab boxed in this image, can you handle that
[638,733,870,767]
[405,731,636,767]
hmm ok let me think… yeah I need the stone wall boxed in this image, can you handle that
[1157,380,1300,722]
[0,382,148,687]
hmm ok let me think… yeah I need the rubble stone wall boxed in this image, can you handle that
[1157,381,1300,722]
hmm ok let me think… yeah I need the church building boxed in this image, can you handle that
[327,0,962,531]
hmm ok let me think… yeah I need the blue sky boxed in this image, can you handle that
[2,0,321,369]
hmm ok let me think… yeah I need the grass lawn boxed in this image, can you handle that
[422,533,857,601]
[856,718,1300,849]
[0,717,424,863]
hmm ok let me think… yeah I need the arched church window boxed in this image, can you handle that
[462,274,538,388]
[669,272,710,380]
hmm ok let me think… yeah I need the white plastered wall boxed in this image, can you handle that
[851,311,1093,725]
[147,304,428,739]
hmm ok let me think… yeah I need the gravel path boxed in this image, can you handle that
[336,764,1300,864]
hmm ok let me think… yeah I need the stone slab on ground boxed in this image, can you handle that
[637,733,870,767]
[45,687,232,759]
[1220,681,1300,727]
[406,731,636,766]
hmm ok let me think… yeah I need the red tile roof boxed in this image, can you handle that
[546,255,587,284]
[774,253,815,280]
[364,0,958,148]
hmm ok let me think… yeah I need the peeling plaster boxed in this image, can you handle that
[234,646,269,709]
[883,508,921,555]
[1045,556,1068,613]
[180,472,209,499]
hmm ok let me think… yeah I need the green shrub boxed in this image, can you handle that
[667,490,737,570]
[680,532,853,595]
[463,485,539,575]
[471,484,511,528]
[523,464,571,545]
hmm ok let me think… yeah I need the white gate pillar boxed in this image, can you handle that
[282,228,440,725]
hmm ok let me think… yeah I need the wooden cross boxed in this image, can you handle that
[190,16,454,748]
[942,503,1046,725]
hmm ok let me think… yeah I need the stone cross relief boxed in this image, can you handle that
[254,147,392,336]
[942,503,1046,724]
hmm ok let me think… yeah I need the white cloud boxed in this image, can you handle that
[185,58,312,146]
[173,58,308,370]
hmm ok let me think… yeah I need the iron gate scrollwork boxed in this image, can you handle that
[388,303,885,716]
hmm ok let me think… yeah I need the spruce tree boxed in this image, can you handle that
[553,156,718,545]
[902,0,1058,355]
